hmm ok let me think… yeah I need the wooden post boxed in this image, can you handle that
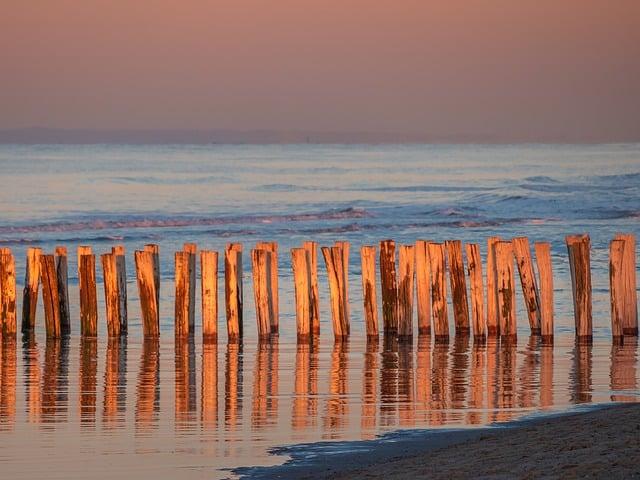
[0,249,17,337]
[614,233,637,336]
[291,248,311,342]
[256,242,279,335]
[495,241,517,341]
[55,246,71,334]
[251,248,272,339]
[135,250,159,337]
[175,251,191,338]
[112,245,127,334]
[379,239,398,335]
[144,244,160,309]
[609,239,626,341]
[397,245,415,339]
[415,240,431,335]
[465,243,485,339]
[183,243,197,335]
[513,237,542,335]
[322,246,347,340]
[21,247,42,333]
[335,241,350,324]
[566,235,592,342]
[427,243,448,342]
[332,245,350,335]
[360,246,379,339]
[201,250,218,342]
[302,241,320,336]
[78,246,98,337]
[39,254,61,338]
[534,242,554,342]
[225,243,243,342]
[486,236,501,336]
[445,240,470,335]
[101,252,121,337]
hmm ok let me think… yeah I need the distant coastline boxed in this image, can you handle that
[1,127,638,145]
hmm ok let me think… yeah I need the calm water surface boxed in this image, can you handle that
[0,144,638,478]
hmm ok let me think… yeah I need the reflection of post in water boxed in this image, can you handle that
[485,337,499,422]
[103,337,127,426]
[380,336,398,427]
[450,335,470,412]
[570,342,592,404]
[430,340,449,426]
[398,339,415,427]
[41,337,69,424]
[293,342,318,431]
[224,342,243,432]
[135,337,160,431]
[467,339,486,425]
[610,338,637,402]
[539,343,554,409]
[0,338,17,429]
[22,334,41,423]
[79,338,98,426]
[251,338,279,430]
[360,340,379,435]
[175,338,196,428]
[517,336,540,409]
[323,340,348,439]
[415,335,431,424]
[201,340,218,429]
[495,340,517,422]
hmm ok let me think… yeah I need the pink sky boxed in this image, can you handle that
[1,0,639,141]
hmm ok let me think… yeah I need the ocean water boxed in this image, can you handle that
[0,143,638,478]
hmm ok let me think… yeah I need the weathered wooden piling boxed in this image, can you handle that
[379,239,398,335]
[397,245,415,339]
[513,237,542,335]
[21,247,42,334]
[256,242,279,334]
[183,243,197,335]
[251,248,272,339]
[614,233,637,336]
[101,252,121,337]
[0,249,17,336]
[39,254,61,338]
[291,248,311,342]
[77,246,98,337]
[609,239,626,341]
[486,236,501,336]
[534,242,554,342]
[302,241,320,336]
[135,250,159,337]
[445,240,470,335]
[225,243,243,342]
[360,246,379,339]
[112,245,127,334]
[334,241,350,323]
[200,250,218,341]
[175,251,191,338]
[415,240,431,335]
[55,246,71,334]
[566,235,592,342]
[465,243,486,339]
[494,241,517,341]
[321,245,349,339]
[427,243,449,342]
[144,244,160,308]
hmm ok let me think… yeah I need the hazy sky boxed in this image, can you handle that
[2,0,639,141]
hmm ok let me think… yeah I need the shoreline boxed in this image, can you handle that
[234,402,640,479]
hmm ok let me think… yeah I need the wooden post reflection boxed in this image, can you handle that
[496,340,516,422]
[486,337,499,422]
[415,335,431,424]
[79,338,98,426]
[175,338,196,428]
[517,336,539,409]
[610,338,637,402]
[397,340,415,427]
[251,338,279,430]
[380,336,398,427]
[292,342,318,431]
[467,340,486,425]
[135,337,160,432]
[450,336,470,412]
[323,340,349,439]
[0,338,17,429]
[103,337,127,426]
[360,340,379,436]
[201,340,218,429]
[570,342,592,404]
[540,343,554,409]
[22,335,41,423]
[430,341,449,426]
[41,337,70,424]
[224,342,243,432]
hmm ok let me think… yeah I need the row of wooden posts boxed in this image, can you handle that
[0,233,637,344]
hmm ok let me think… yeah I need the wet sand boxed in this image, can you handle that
[240,403,640,479]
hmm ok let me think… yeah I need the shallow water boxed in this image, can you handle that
[0,144,638,477]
